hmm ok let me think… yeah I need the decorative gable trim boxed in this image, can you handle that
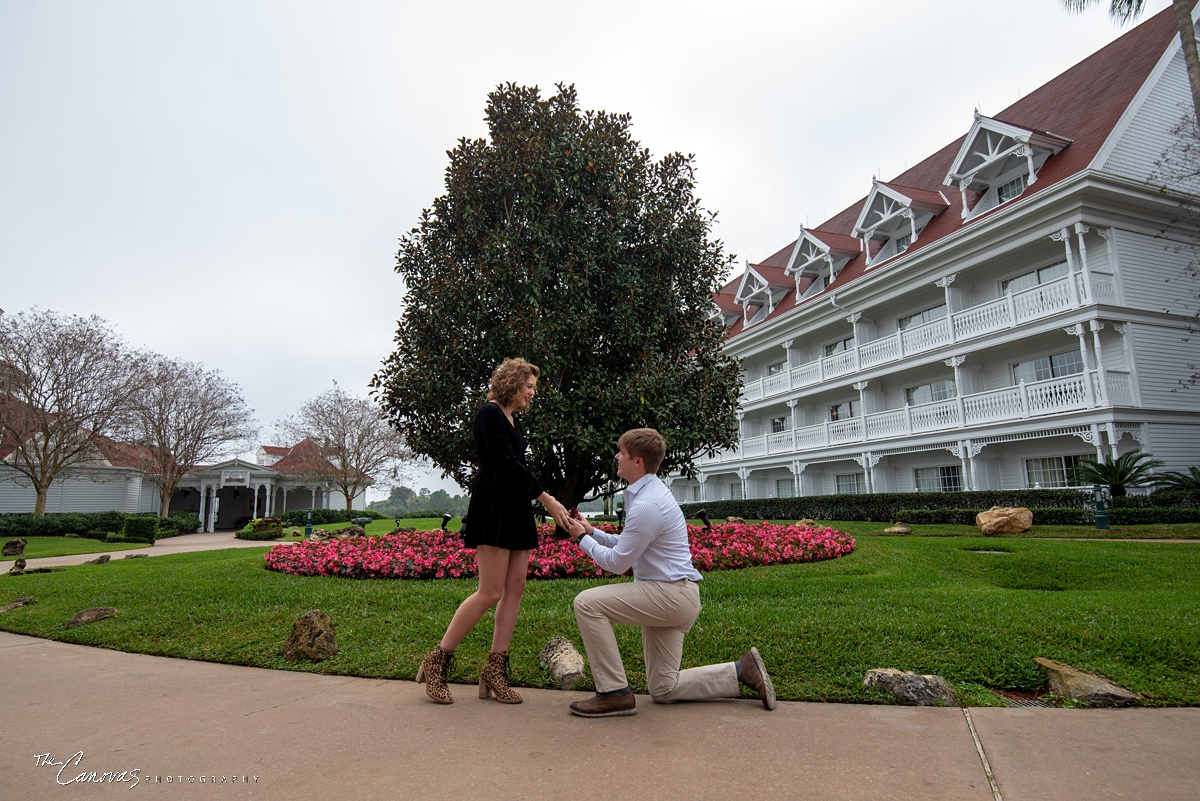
[734,264,790,326]
[784,227,860,301]
[944,112,1072,219]
[852,180,948,266]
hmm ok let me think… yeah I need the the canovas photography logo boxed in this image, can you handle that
[34,751,259,789]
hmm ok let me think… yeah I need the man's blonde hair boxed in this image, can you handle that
[618,428,667,474]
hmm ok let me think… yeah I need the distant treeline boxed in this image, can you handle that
[367,485,606,518]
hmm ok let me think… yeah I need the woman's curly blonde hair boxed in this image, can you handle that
[487,357,540,408]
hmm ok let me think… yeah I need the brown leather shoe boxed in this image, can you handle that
[569,689,637,718]
[740,647,777,710]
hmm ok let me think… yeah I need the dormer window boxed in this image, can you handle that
[784,227,861,300]
[944,112,1071,220]
[852,181,948,267]
[734,264,792,327]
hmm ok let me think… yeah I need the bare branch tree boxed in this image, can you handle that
[128,355,259,517]
[0,308,145,516]
[277,383,412,510]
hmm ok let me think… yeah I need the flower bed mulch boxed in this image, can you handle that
[263,521,855,580]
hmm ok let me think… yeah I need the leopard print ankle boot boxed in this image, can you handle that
[416,646,454,704]
[478,650,522,704]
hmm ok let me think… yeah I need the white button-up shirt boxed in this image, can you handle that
[579,473,702,582]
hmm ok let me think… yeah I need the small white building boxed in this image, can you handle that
[671,7,1200,503]
[0,437,366,528]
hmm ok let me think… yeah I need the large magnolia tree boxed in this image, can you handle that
[128,355,259,517]
[372,84,742,510]
[0,308,146,516]
[277,384,412,510]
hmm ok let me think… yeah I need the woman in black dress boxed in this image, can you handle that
[416,358,569,704]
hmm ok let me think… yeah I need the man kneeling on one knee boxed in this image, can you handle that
[562,428,776,718]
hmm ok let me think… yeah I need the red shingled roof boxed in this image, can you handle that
[725,4,1183,335]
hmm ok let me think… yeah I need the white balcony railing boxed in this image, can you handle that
[741,274,1085,402]
[724,370,1131,465]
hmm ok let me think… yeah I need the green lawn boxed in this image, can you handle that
[1,535,1196,706]
[0,537,150,560]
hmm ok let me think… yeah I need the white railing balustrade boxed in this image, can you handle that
[859,336,899,367]
[1013,278,1073,323]
[953,297,1011,340]
[763,372,791,397]
[909,398,959,431]
[1025,374,1090,415]
[865,409,907,439]
[739,274,1099,405]
[829,418,863,443]
[766,431,794,453]
[1106,370,1132,405]
[741,436,767,457]
[900,317,952,355]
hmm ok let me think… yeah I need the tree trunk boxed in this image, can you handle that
[159,484,173,518]
[33,486,48,518]
[1173,0,1200,124]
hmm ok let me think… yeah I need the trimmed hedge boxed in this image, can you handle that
[121,516,158,543]
[158,511,201,536]
[0,510,126,539]
[680,489,1094,524]
[279,509,387,526]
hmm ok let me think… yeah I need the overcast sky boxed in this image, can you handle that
[0,0,1172,495]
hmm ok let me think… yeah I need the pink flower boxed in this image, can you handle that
[263,522,855,580]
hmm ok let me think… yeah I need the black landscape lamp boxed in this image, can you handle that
[1093,484,1109,530]
[441,512,452,531]
[697,508,712,531]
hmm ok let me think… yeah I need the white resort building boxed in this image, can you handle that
[672,7,1200,504]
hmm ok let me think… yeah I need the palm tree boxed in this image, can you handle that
[1062,1,1200,124]
[1071,450,1166,496]
[1155,465,1200,491]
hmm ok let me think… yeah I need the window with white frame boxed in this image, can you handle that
[766,360,787,376]
[996,174,1028,203]
[898,303,947,331]
[775,477,796,498]
[771,416,789,433]
[729,482,743,500]
[1012,350,1084,385]
[906,378,957,406]
[1001,260,1068,294]
[824,336,854,357]
[828,399,860,421]
[914,465,962,492]
[692,485,701,502]
[1024,455,1093,488]
[835,473,863,494]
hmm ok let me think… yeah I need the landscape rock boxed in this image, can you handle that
[1034,657,1141,707]
[0,596,35,612]
[726,517,747,524]
[2,538,28,557]
[882,522,911,535]
[64,533,81,538]
[795,519,816,528]
[976,506,1033,535]
[64,607,118,629]
[539,636,585,689]
[340,525,366,538]
[83,555,111,565]
[283,609,339,661]
[8,558,27,575]
[124,554,149,559]
[864,668,958,706]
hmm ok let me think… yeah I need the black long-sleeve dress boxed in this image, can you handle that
[464,401,543,551]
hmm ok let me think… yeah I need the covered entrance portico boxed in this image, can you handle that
[175,459,335,532]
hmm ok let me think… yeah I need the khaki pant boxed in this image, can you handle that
[573,580,739,702]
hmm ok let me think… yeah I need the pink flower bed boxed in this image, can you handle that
[263,522,855,580]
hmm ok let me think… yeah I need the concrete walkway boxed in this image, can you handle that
[1,633,1197,801]
[1,530,273,571]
